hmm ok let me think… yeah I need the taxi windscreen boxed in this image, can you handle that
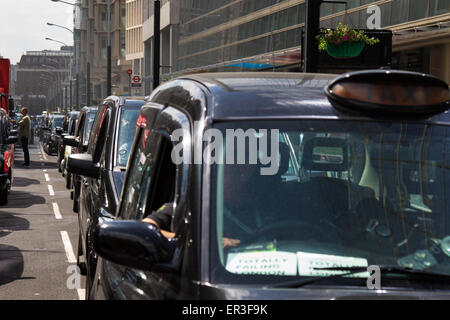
[211,120,450,285]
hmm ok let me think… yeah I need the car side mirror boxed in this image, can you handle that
[63,135,79,147]
[7,136,18,144]
[67,153,100,178]
[82,143,88,152]
[93,220,174,272]
[9,129,18,136]
[55,127,63,135]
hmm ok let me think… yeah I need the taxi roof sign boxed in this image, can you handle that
[325,70,450,116]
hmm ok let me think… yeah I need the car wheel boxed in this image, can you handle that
[58,154,62,172]
[73,182,79,213]
[85,236,97,300]
[77,232,87,276]
[0,185,8,205]
[65,172,71,189]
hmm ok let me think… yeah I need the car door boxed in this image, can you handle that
[79,103,111,260]
[91,105,193,300]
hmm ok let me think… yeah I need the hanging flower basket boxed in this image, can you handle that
[326,41,365,58]
[316,22,380,59]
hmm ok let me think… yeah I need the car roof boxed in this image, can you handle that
[174,72,450,124]
[180,72,337,120]
[123,99,146,109]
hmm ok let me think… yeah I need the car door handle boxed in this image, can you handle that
[83,178,89,187]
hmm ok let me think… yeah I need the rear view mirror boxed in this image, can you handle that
[63,135,79,147]
[93,220,174,271]
[67,153,100,178]
[302,137,349,172]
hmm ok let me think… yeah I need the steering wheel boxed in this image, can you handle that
[246,219,337,243]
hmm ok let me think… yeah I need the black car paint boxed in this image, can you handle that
[89,72,450,300]
[70,106,98,212]
[76,97,144,296]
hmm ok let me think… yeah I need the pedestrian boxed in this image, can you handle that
[30,116,35,144]
[10,107,31,167]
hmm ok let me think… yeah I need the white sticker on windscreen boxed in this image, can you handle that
[297,252,369,278]
[226,251,298,276]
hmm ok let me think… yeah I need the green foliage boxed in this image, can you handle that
[316,22,380,51]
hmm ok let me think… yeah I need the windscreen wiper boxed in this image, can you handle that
[269,265,450,288]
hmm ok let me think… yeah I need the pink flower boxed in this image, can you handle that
[335,40,339,45]
[344,35,349,41]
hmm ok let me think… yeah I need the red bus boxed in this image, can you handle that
[0,58,10,114]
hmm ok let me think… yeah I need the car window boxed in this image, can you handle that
[83,111,97,145]
[52,117,64,129]
[211,120,450,284]
[88,106,108,156]
[120,128,152,220]
[116,107,140,167]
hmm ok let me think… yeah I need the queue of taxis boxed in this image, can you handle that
[69,70,450,299]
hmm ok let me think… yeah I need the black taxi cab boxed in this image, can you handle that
[66,96,144,298]
[89,70,449,299]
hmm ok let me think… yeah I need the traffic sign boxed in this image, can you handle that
[132,75,141,83]
[126,69,133,76]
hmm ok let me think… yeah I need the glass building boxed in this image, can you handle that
[140,0,450,90]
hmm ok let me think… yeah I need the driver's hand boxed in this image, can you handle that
[222,237,240,248]
[142,217,175,239]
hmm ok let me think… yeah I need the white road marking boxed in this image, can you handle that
[43,169,47,172]
[48,185,55,196]
[60,231,77,263]
[40,144,48,160]
[77,289,86,300]
[52,202,62,220]
[44,173,50,182]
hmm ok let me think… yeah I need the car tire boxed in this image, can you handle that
[77,232,87,276]
[0,185,8,205]
[58,154,62,172]
[65,172,71,189]
[73,181,79,213]
[85,235,97,300]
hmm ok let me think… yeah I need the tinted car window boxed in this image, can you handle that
[120,129,152,220]
[52,117,64,130]
[83,111,97,145]
[212,120,450,283]
[116,107,140,167]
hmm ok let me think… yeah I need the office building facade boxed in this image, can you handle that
[139,0,449,88]
[78,0,130,105]
[16,50,73,114]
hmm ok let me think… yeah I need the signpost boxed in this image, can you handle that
[127,69,132,95]
[131,74,142,96]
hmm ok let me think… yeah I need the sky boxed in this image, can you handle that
[0,0,74,65]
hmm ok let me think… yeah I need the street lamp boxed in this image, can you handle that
[47,22,73,34]
[45,37,69,47]
[47,0,82,107]
[50,0,78,6]
[107,0,111,96]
